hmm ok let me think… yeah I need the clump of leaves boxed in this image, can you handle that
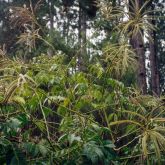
[103,42,137,77]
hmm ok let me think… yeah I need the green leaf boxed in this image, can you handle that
[38,144,48,156]
[57,106,67,116]
[35,121,46,132]
[23,142,39,157]
[12,96,25,105]
[43,107,52,117]
[103,140,115,148]
[8,117,22,132]
[83,141,104,163]
[58,134,68,143]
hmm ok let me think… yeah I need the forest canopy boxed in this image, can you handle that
[0,0,165,164]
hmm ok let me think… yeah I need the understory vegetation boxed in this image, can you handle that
[0,0,165,164]
[0,53,164,164]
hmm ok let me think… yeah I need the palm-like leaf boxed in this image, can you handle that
[115,1,156,38]
[103,42,137,76]
[17,27,40,51]
[100,0,157,39]
[109,93,165,160]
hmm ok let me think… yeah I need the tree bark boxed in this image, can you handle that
[129,0,147,94]
[78,3,87,71]
[47,0,54,57]
[149,3,160,96]
[149,35,160,96]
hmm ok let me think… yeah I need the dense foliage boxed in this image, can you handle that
[0,0,165,164]
[0,53,164,164]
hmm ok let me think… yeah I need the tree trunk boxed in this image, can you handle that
[129,0,147,94]
[62,5,70,44]
[131,34,147,94]
[78,3,87,71]
[47,0,54,57]
[49,0,54,31]
[149,35,160,96]
[149,3,160,96]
